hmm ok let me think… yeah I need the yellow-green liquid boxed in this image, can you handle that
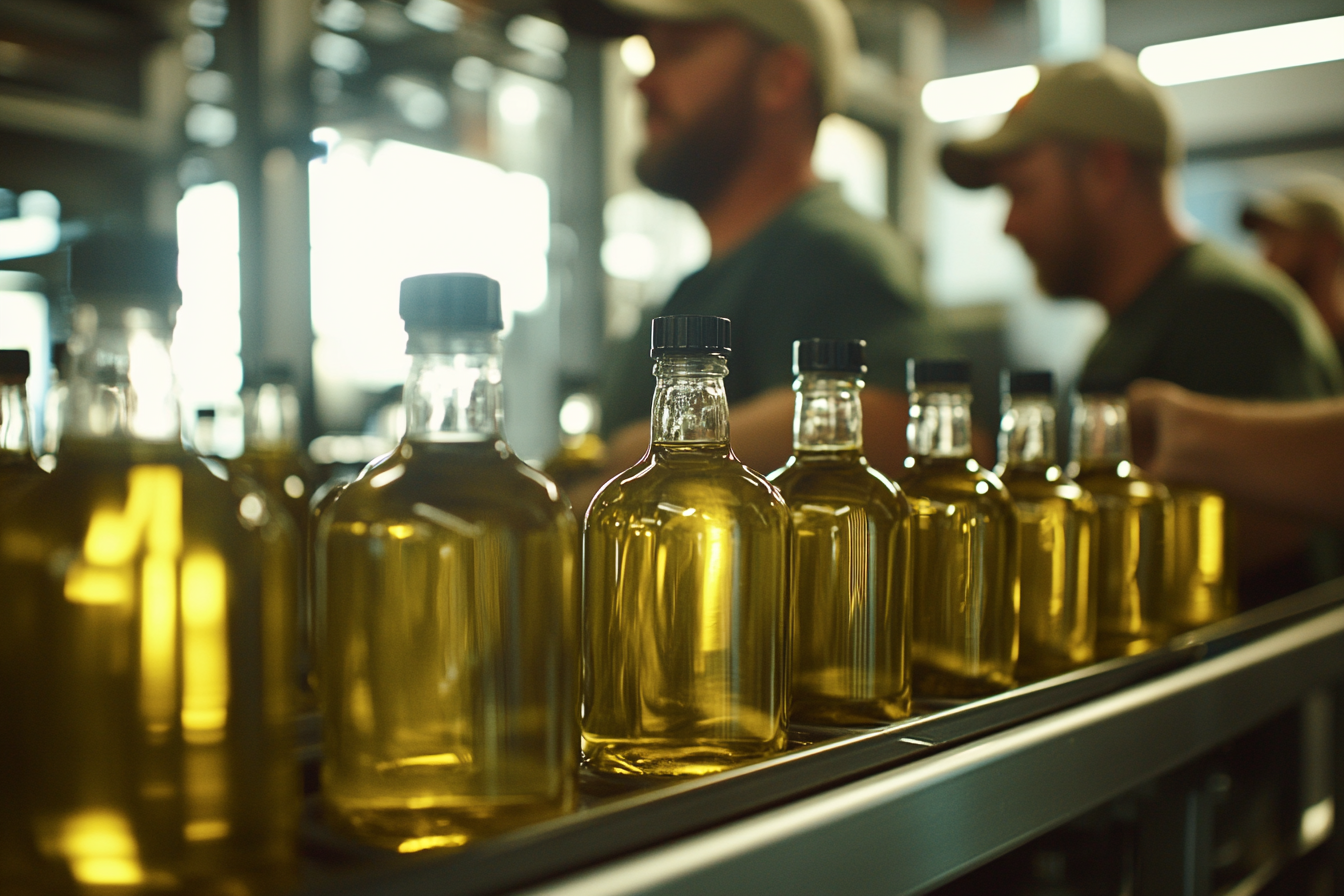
[0,440,297,894]
[583,442,790,776]
[998,469,1097,682]
[769,450,911,725]
[0,453,46,506]
[1167,486,1236,635]
[319,440,579,851]
[1073,462,1172,659]
[903,458,1019,698]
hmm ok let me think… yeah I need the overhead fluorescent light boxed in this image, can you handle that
[921,65,1039,124]
[1138,16,1344,86]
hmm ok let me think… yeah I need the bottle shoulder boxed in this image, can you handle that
[901,457,1012,502]
[1073,467,1171,502]
[771,459,905,515]
[589,453,788,527]
[332,440,575,529]
[997,468,1096,509]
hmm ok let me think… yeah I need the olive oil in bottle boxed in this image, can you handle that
[584,315,790,775]
[1167,487,1236,634]
[995,372,1097,682]
[319,274,579,850]
[1069,394,1172,659]
[903,360,1019,698]
[0,349,46,499]
[769,339,911,726]
[0,234,297,894]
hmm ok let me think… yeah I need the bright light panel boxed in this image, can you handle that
[1138,16,1344,86]
[309,137,550,392]
[921,65,1039,124]
[174,182,243,425]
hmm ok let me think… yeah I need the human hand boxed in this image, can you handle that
[1126,378,1200,482]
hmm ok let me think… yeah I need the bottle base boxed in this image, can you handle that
[1096,632,1162,660]
[582,737,786,777]
[912,663,1015,699]
[325,795,572,852]
[788,694,912,728]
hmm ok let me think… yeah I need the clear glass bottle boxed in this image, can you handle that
[0,349,46,499]
[38,341,67,470]
[995,371,1097,682]
[1168,487,1236,635]
[584,315,790,775]
[903,359,1019,698]
[318,273,579,851]
[1069,394,1173,658]
[768,339,911,726]
[0,233,297,894]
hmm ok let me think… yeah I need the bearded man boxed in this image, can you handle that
[590,0,942,487]
[941,48,1344,602]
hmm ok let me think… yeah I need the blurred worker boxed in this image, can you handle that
[1241,175,1344,361]
[589,0,943,495]
[940,48,1344,598]
[1129,379,1344,529]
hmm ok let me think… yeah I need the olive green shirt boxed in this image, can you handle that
[599,184,945,435]
[1078,240,1344,400]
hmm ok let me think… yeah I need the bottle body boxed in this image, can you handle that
[905,458,1020,696]
[0,439,297,893]
[584,443,791,774]
[0,378,46,501]
[997,469,1097,680]
[1072,461,1172,657]
[771,450,911,725]
[1167,486,1236,634]
[320,439,579,847]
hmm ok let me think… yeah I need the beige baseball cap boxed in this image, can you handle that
[604,0,857,114]
[941,48,1184,190]
[1241,175,1344,244]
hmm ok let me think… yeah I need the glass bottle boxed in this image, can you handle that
[229,365,317,704]
[1168,487,1236,635]
[1069,394,1173,658]
[768,339,911,726]
[584,315,790,775]
[995,371,1097,682]
[0,349,46,499]
[0,233,297,894]
[39,341,66,470]
[903,359,1019,698]
[318,273,579,851]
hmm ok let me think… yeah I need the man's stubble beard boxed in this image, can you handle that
[1035,186,1103,301]
[635,69,758,211]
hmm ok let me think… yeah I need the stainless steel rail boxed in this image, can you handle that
[521,601,1344,896]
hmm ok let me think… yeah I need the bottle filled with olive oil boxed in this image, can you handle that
[995,372,1097,682]
[0,234,297,894]
[0,349,45,500]
[903,359,1019,698]
[318,274,579,851]
[584,315,790,775]
[768,339,911,726]
[1069,394,1173,659]
[1167,486,1236,635]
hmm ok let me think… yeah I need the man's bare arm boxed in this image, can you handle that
[1128,379,1344,527]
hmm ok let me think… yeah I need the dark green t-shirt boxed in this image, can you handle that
[599,184,945,435]
[1078,240,1344,400]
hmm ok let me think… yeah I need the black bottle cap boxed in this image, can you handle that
[0,349,30,381]
[399,273,504,333]
[1002,369,1054,397]
[651,315,731,357]
[794,338,866,375]
[70,232,180,314]
[245,361,296,388]
[907,358,971,390]
[197,407,217,419]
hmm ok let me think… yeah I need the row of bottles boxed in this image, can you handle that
[0,253,1239,885]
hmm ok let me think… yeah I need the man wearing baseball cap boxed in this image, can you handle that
[942,48,1343,602]
[591,0,944,487]
[1242,175,1344,362]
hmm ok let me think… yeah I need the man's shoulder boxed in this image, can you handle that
[1165,240,1315,322]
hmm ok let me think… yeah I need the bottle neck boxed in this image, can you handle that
[651,353,730,445]
[0,382,33,458]
[908,387,972,458]
[999,396,1057,468]
[62,304,181,445]
[244,382,301,451]
[794,372,863,454]
[403,332,504,443]
[1072,395,1132,468]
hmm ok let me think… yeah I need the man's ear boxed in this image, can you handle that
[755,44,816,115]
